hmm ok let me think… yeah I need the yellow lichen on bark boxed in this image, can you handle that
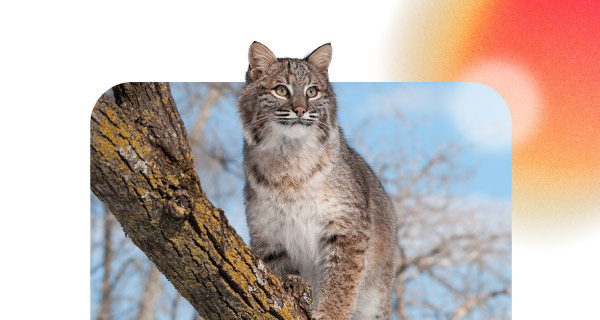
[91,83,312,319]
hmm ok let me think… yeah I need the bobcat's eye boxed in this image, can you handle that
[306,86,318,98]
[275,85,289,96]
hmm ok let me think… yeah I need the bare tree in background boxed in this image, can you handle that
[389,148,511,320]
[354,108,512,320]
[90,82,511,319]
[96,204,113,320]
[91,197,147,320]
[172,83,244,204]
[136,265,162,320]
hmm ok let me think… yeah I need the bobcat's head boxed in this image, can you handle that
[238,42,337,145]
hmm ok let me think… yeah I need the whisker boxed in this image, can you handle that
[306,112,320,119]
[315,121,337,141]
[315,123,329,140]
[316,119,335,132]
[251,121,274,143]
[244,115,272,128]
[244,115,270,126]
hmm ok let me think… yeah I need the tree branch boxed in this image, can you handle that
[450,288,511,320]
[91,82,312,319]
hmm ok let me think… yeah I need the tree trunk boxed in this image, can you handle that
[90,82,312,319]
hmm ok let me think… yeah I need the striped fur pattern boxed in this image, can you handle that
[238,42,396,319]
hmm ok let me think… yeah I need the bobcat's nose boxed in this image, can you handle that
[293,106,306,117]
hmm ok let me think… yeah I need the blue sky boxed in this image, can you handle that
[333,82,511,200]
[173,82,512,243]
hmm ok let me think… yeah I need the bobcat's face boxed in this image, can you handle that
[239,42,337,144]
[254,59,330,138]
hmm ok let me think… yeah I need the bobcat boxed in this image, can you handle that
[238,42,396,319]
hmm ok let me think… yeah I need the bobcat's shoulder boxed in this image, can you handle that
[239,42,396,320]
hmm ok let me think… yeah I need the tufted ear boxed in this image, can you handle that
[248,41,277,81]
[306,43,332,73]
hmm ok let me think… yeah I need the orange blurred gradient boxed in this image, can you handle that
[389,0,600,233]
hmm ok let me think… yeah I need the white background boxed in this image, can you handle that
[0,1,597,319]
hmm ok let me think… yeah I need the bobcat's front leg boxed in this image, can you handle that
[313,230,369,320]
[251,238,297,281]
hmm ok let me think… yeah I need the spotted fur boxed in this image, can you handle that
[238,42,396,320]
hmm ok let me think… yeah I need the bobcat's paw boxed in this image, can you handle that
[311,311,331,320]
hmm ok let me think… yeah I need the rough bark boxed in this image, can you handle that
[90,82,312,319]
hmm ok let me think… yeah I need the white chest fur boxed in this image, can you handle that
[248,182,329,285]
[245,126,340,286]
